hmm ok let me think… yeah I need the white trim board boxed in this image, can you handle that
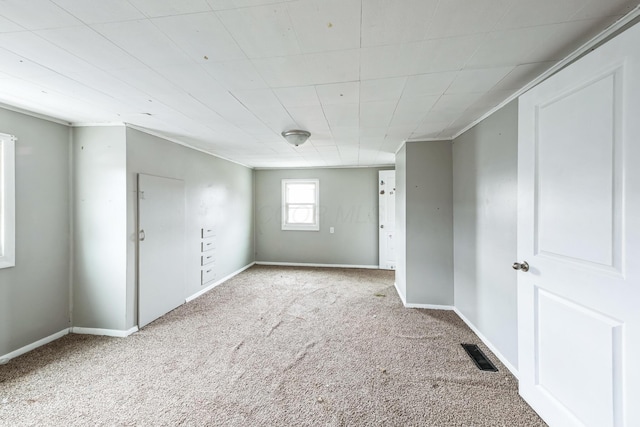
[394,281,407,306]
[453,308,519,379]
[0,133,16,269]
[404,303,455,310]
[254,164,395,171]
[0,102,71,126]
[71,326,138,338]
[72,122,126,127]
[186,262,256,303]
[391,280,517,378]
[403,137,452,144]
[255,261,380,269]
[403,7,640,146]
[449,6,640,142]
[0,329,70,364]
[124,123,253,170]
[393,282,453,310]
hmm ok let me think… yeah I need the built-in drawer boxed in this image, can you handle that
[201,253,215,266]
[201,266,217,285]
[201,227,215,238]
[201,238,215,252]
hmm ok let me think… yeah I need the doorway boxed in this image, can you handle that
[379,170,396,270]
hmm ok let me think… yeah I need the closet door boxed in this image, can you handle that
[138,173,185,328]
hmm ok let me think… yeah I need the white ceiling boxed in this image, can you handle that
[0,0,638,168]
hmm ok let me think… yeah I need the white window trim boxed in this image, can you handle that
[0,133,16,269]
[281,178,319,231]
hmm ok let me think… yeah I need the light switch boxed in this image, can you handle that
[330,227,335,234]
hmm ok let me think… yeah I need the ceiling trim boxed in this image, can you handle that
[124,123,254,170]
[72,122,126,127]
[254,164,395,171]
[404,137,453,143]
[450,5,640,141]
[0,102,71,126]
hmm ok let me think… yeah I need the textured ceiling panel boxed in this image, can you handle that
[0,0,636,167]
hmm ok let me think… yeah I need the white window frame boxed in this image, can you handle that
[281,179,319,231]
[0,133,16,269]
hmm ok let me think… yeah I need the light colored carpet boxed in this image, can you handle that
[0,266,545,426]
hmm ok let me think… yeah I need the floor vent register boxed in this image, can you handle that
[461,343,498,372]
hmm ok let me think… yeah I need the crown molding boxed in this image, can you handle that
[451,6,640,141]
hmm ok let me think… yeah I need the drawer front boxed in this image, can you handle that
[201,267,216,285]
[201,253,215,266]
[201,238,215,252]
[201,227,215,238]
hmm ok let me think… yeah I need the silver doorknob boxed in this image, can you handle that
[139,229,146,241]
[512,261,529,272]
[380,225,384,229]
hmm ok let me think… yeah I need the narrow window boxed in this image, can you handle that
[0,133,16,268]
[282,179,319,231]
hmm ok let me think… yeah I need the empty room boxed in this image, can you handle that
[1,1,639,426]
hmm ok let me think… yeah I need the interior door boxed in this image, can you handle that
[138,173,186,328]
[379,170,396,270]
[517,23,640,427]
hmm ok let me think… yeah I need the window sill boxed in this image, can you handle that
[282,225,320,232]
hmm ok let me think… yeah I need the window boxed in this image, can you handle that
[282,179,319,231]
[0,133,16,269]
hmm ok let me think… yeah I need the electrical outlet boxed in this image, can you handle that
[330,227,335,234]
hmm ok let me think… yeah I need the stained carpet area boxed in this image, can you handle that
[0,266,545,426]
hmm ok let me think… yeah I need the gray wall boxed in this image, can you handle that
[395,146,407,300]
[0,96,518,373]
[404,141,454,306]
[255,167,390,266]
[72,126,128,330]
[0,107,71,357]
[2,120,255,346]
[453,100,519,368]
[126,128,254,328]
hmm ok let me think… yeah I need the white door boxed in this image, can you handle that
[138,174,186,328]
[517,23,640,427]
[379,170,396,270]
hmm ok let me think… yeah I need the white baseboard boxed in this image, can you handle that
[393,282,453,310]
[255,261,380,269]
[453,307,519,379]
[405,303,455,310]
[71,326,138,338]
[394,281,407,306]
[392,284,518,378]
[0,328,70,364]
[186,261,256,303]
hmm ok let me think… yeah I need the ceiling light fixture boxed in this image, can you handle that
[281,129,311,147]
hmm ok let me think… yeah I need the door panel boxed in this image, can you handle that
[517,23,640,427]
[379,170,396,270]
[535,288,623,427]
[536,73,619,267]
[138,174,186,328]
